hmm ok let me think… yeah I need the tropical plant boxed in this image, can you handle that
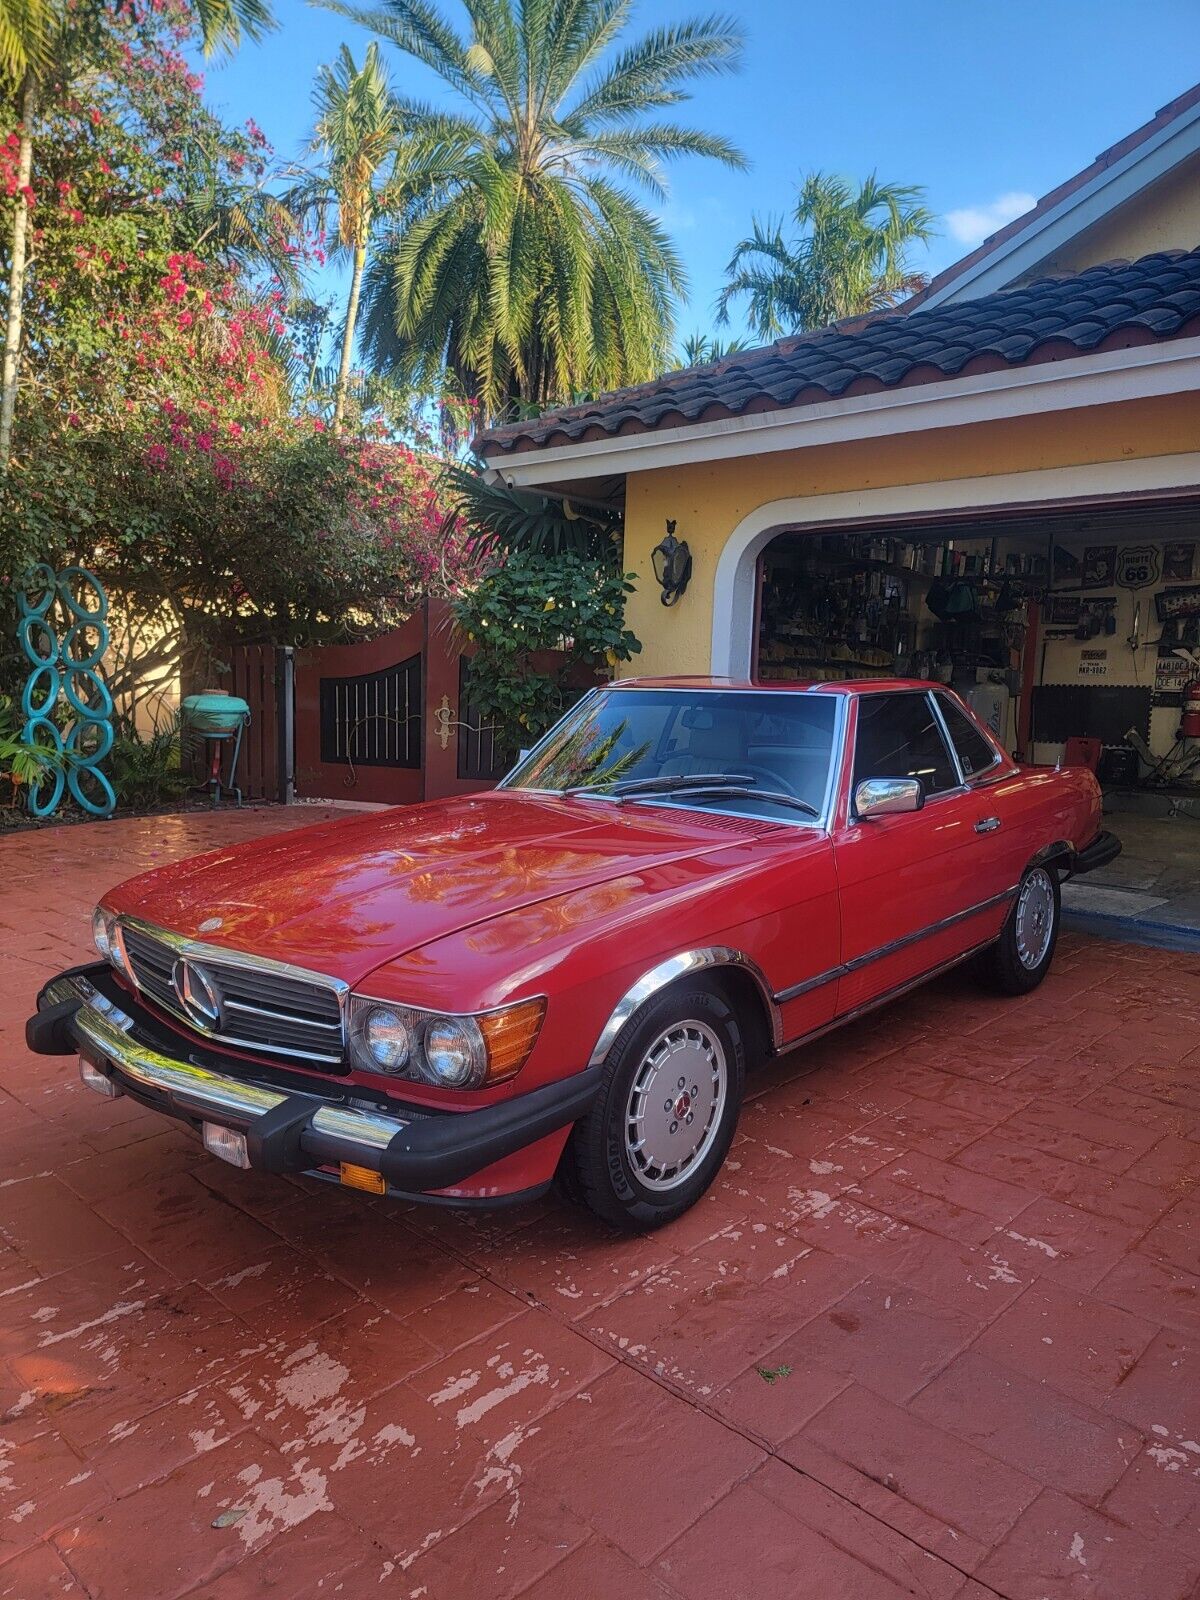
[0,690,63,806]
[298,42,402,432]
[439,460,620,561]
[452,549,639,749]
[0,13,478,707]
[107,714,190,811]
[322,0,746,418]
[672,330,749,367]
[0,0,277,465]
[717,172,936,339]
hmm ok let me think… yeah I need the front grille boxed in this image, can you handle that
[120,921,345,1067]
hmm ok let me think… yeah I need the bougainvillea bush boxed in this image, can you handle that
[0,1,474,713]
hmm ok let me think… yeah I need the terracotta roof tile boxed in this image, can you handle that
[475,249,1200,457]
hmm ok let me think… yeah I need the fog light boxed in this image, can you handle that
[202,1123,250,1168]
[78,1056,122,1098]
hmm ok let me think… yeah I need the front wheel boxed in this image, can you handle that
[975,864,1060,995]
[567,981,746,1231]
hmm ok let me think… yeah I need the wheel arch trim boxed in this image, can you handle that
[1030,838,1074,872]
[587,947,783,1070]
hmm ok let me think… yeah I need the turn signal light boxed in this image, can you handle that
[340,1162,386,1194]
[479,997,547,1085]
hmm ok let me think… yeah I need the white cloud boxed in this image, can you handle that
[944,191,1037,247]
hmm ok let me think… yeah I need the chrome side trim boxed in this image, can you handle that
[773,884,1018,1005]
[776,930,1003,1055]
[1031,837,1074,867]
[587,947,783,1069]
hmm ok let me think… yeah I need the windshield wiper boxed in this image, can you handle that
[655,785,821,818]
[568,772,754,799]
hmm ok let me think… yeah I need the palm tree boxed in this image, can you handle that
[0,0,275,465]
[320,0,746,419]
[717,172,935,340]
[672,331,748,368]
[297,43,404,433]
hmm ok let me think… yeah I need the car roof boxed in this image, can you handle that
[612,676,941,696]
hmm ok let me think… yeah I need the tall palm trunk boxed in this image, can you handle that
[333,241,366,435]
[1,69,37,467]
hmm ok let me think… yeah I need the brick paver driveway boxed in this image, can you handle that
[2,808,1199,1599]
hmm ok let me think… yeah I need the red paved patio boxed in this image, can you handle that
[2,807,1199,1599]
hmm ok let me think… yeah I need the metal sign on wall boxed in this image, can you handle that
[1116,546,1161,589]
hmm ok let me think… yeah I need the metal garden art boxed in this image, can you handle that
[17,564,116,817]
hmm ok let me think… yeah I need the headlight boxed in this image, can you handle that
[364,1008,411,1072]
[422,1016,483,1087]
[92,907,127,972]
[347,995,545,1089]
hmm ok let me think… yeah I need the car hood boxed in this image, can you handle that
[108,790,773,988]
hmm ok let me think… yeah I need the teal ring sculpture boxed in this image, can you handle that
[16,565,115,818]
[23,716,65,818]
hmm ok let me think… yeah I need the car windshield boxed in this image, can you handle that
[503,688,838,822]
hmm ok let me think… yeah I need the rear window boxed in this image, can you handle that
[936,695,1001,779]
[852,692,958,797]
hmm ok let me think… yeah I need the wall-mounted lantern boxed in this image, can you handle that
[651,520,692,607]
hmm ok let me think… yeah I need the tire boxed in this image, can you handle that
[567,980,746,1232]
[975,864,1061,995]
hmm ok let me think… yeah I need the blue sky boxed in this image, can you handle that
[199,0,1200,348]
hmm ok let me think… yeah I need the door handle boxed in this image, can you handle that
[974,816,1001,834]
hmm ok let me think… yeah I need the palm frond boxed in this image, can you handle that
[440,459,619,559]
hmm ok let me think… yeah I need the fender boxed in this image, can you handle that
[587,946,782,1070]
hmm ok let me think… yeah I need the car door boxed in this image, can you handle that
[831,689,1002,1017]
[930,690,1028,906]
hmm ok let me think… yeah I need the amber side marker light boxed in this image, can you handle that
[479,997,547,1085]
[340,1163,387,1195]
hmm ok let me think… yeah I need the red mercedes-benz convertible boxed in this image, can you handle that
[29,679,1118,1229]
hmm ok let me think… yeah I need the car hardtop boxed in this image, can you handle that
[612,676,949,697]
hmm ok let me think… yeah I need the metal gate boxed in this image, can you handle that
[217,598,594,805]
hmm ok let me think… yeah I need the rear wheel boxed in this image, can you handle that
[567,981,746,1231]
[975,864,1060,995]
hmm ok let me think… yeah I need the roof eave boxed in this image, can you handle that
[478,333,1200,489]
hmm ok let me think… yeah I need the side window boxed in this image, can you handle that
[936,695,1001,780]
[853,692,958,798]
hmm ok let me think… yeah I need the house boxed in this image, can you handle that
[475,82,1200,784]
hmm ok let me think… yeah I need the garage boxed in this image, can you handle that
[477,105,1200,946]
[750,497,1200,940]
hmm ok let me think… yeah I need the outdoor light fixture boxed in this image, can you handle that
[651,520,692,606]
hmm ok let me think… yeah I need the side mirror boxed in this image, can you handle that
[854,777,925,819]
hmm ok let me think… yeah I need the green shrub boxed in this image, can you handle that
[452,552,641,754]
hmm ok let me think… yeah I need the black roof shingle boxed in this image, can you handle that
[475,249,1200,457]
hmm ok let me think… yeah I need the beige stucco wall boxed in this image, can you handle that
[619,393,1200,678]
[1024,151,1200,278]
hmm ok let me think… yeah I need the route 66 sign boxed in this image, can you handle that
[1116,545,1160,589]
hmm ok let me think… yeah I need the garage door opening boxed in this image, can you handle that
[752,495,1200,944]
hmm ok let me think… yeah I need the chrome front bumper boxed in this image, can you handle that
[31,969,600,1195]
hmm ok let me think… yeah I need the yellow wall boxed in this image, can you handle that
[619,393,1200,677]
[1025,151,1200,279]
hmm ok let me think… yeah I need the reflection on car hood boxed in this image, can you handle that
[109,790,774,987]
